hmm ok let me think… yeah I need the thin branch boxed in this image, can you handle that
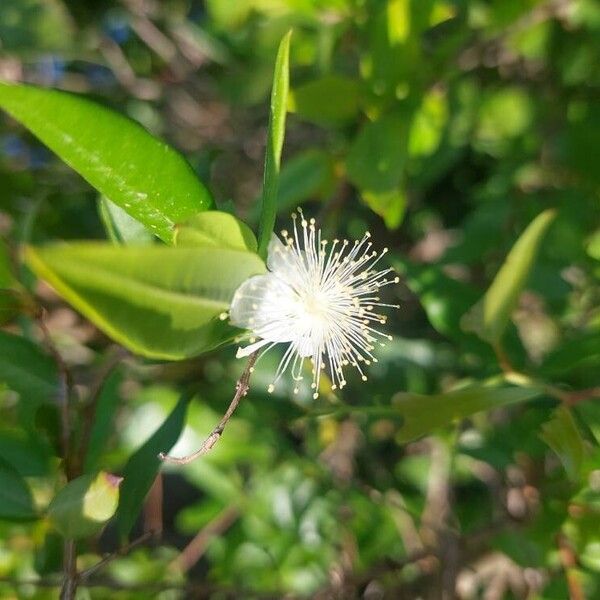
[557,533,586,600]
[159,352,258,465]
[59,540,77,600]
[78,531,156,582]
[170,505,239,573]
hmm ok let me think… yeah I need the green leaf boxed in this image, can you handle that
[395,385,542,443]
[98,197,154,246]
[346,112,410,228]
[47,471,122,539]
[0,331,57,427]
[0,290,24,326]
[83,371,122,473]
[175,211,257,252]
[346,113,409,193]
[394,258,481,341]
[0,427,53,476]
[0,457,37,521]
[0,82,213,243]
[25,243,266,360]
[117,393,190,539]
[540,406,585,483]
[0,237,13,287]
[362,189,407,230]
[289,75,360,125]
[462,209,557,344]
[257,30,292,259]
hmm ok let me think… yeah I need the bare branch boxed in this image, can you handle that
[158,352,258,465]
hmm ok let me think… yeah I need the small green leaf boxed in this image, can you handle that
[395,385,542,443]
[0,331,58,427]
[257,30,292,259]
[47,471,122,539]
[117,393,190,539]
[0,457,38,521]
[98,197,154,246]
[289,75,360,125]
[540,406,585,482]
[0,82,214,243]
[462,209,557,344]
[26,243,266,360]
[175,211,257,252]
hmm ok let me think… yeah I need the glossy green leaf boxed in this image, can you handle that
[83,371,122,473]
[0,331,57,427]
[25,243,266,360]
[175,211,257,252]
[117,392,190,539]
[289,76,360,125]
[395,385,542,443]
[540,406,585,482]
[257,30,292,259]
[462,209,557,344]
[47,471,122,539]
[98,197,154,246]
[0,82,213,243]
[0,457,37,521]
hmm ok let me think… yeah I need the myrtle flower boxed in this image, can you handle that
[227,210,399,398]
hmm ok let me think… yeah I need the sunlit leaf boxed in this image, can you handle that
[462,209,557,344]
[175,211,257,252]
[26,243,266,360]
[0,82,213,243]
[47,471,122,538]
[98,197,154,246]
[257,30,292,258]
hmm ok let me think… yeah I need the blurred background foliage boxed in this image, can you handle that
[0,0,599,598]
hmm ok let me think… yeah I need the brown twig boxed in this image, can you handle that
[78,531,157,582]
[170,506,239,573]
[557,533,585,600]
[59,540,77,600]
[158,352,258,465]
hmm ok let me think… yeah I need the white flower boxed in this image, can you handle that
[228,210,399,398]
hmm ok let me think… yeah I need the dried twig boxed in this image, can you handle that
[170,505,239,573]
[158,352,258,465]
